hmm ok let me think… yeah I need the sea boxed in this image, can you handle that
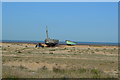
[1,40,119,46]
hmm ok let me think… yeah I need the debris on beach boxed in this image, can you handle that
[35,43,44,48]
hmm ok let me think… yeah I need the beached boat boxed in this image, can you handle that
[45,26,59,47]
[65,40,77,45]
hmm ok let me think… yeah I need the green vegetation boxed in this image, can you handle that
[3,48,6,50]
[41,66,48,70]
[19,65,27,70]
[2,43,118,78]
[53,67,65,73]
[49,52,54,54]
[91,69,101,78]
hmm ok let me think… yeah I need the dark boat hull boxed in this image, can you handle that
[45,38,59,47]
[45,43,58,47]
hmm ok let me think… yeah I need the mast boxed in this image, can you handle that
[46,26,49,39]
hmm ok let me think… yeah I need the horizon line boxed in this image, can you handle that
[1,40,118,43]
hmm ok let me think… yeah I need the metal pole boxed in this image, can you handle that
[46,26,49,39]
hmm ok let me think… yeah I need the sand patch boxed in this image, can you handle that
[3,61,67,71]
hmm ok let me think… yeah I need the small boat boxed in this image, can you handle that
[65,40,77,45]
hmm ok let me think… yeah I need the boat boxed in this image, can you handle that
[45,26,59,47]
[65,40,77,45]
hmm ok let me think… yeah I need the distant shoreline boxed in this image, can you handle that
[1,40,118,46]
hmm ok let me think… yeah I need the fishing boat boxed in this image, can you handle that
[65,40,77,45]
[45,26,59,47]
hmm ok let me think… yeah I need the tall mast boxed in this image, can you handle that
[46,26,49,39]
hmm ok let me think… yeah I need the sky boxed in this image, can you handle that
[1,0,120,2]
[0,2,2,41]
[2,2,118,42]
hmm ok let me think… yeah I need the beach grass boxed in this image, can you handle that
[2,42,118,78]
